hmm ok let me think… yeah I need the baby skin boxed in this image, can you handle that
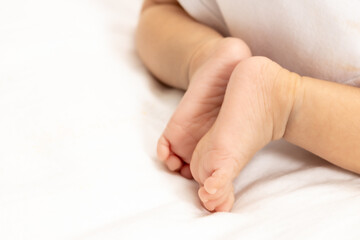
[137,0,360,212]
[191,57,300,211]
[157,38,251,178]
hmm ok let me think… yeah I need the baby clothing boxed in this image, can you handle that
[178,0,360,87]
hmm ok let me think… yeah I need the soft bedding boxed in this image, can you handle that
[1,0,360,239]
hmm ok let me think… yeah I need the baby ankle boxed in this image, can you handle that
[187,37,251,85]
[272,68,302,140]
[187,38,222,83]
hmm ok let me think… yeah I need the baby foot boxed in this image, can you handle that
[191,56,301,211]
[157,38,251,179]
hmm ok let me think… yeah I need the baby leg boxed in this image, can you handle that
[190,57,301,212]
[158,38,250,178]
[137,0,251,178]
[192,56,360,212]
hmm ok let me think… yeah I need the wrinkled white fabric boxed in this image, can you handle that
[1,0,360,239]
[178,0,360,86]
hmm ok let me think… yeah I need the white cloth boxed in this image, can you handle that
[1,0,360,239]
[178,0,360,86]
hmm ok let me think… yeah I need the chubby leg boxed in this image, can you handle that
[136,0,223,90]
[191,56,360,212]
[284,74,360,173]
[157,38,250,178]
[136,0,251,178]
[191,57,298,211]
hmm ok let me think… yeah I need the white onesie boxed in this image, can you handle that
[177,0,360,87]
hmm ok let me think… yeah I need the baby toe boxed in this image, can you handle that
[180,164,193,179]
[166,155,183,171]
[203,185,233,212]
[204,168,231,194]
[198,183,230,203]
[157,135,170,162]
[214,192,234,212]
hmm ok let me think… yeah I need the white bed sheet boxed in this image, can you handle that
[1,0,359,239]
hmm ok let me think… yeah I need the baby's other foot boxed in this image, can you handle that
[191,57,301,211]
[157,38,251,179]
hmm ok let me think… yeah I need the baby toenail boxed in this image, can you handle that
[207,205,215,211]
[206,188,217,195]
